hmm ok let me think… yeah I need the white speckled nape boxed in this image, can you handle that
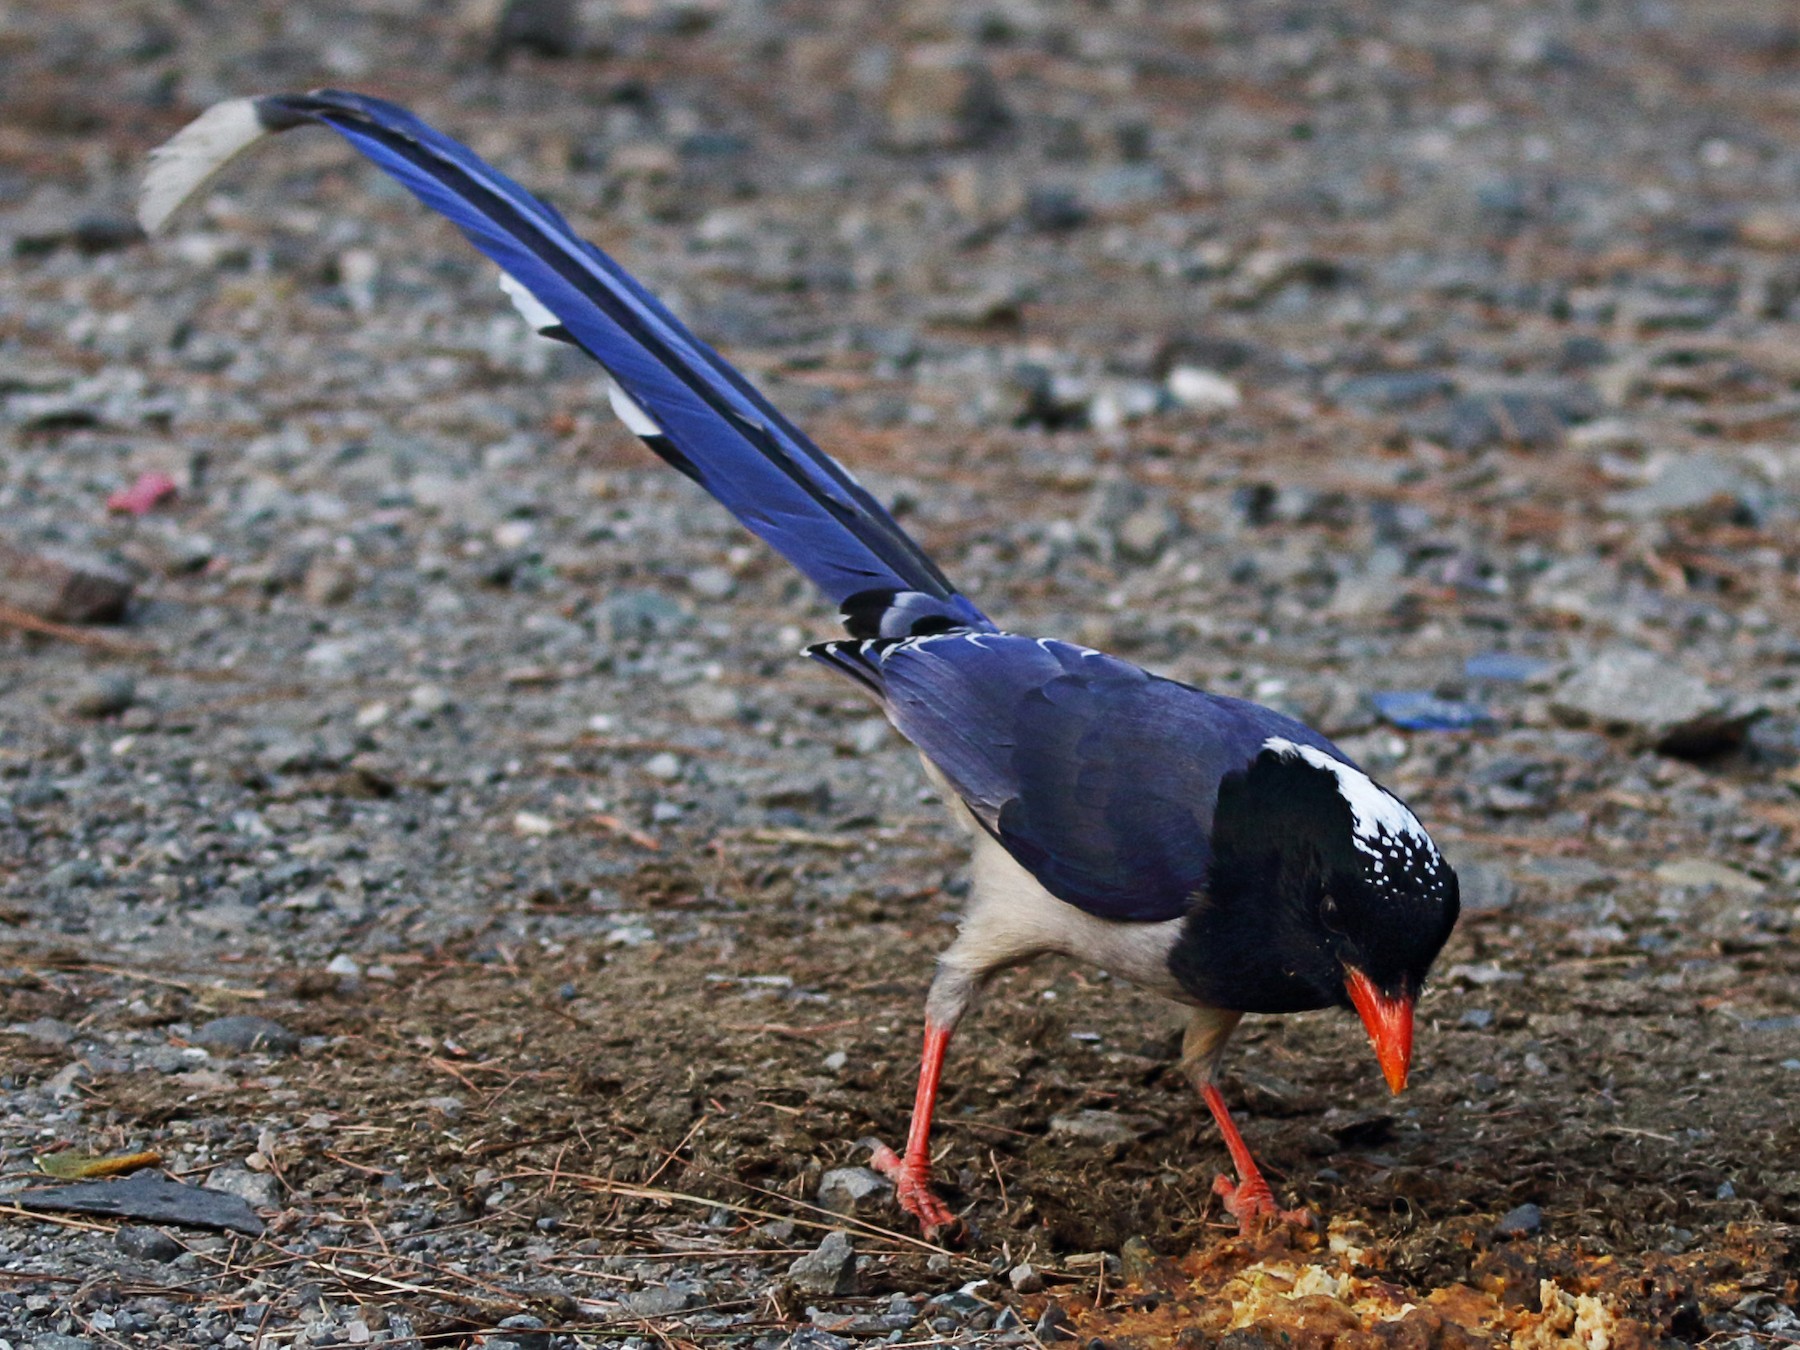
[1261,737,1437,861]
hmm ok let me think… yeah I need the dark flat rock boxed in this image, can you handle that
[9,1170,265,1236]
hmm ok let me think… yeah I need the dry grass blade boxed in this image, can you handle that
[30,960,267,1002]
[0,1203,118,1233]
[518,1171,958,1257]
[0,601,150,654]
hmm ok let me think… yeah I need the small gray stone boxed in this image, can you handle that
[8,1017,78,1046]
[68,673,136,718]
[0,542,133,623]
[681,682,744,722]
[204,1165,279,1211]
[1035,1302,1077,1342]
[686,565,736,600]
[192,1016,300,1055]
[1437,390,1570,451]
[1551,647,1754,755]
[1119,1235,1158,1284]
[257,736,328,775]
[620,1284,700,1316]
[1166,366,1241,412]
[603,588,691,640]
[1048,1109,1155,1146]
[406,684,455,717]
[1607,453,1767,521]
[817,1166,892,1216]
[488,1312,551,1350]
[45,1061,92,1098]
[786,1329,854,1350]
[882,48,1010,151]
[493,0,579,60]
[115,1225,183,1262]
[1450,858,1517,913]
[1113,504,1179,563]
[1330,371,1454,412]
[843,717,891,756]
[788,1229,857,1296]
[301,558,357,606]
[1009,1262,1045,1293]
[26,1334,96,1350]
[1495,1202,1544,1237]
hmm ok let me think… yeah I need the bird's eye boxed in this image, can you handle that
[1320,895,1345,933]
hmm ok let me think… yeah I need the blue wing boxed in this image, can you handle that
[812,634,1344,922]
[243,91,991,639]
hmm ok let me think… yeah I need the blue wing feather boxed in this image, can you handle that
[817,634,1344,923]
[253,91,991,636]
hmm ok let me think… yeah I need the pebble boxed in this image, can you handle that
[1035,1303,1077,1343]
[1166,366,1242,412]
[114,1226,184,1263]
[492,0,578,60]
[1113,503,1179,562]
[68,673,137,719]
[407,684,456,717]
[882,47,1010,151]
[1551,648,1751,755]
[619,1285,700,1316]
[1048,1110,1155,1146]
[1653,858,1766,895]
[204,1165,280,1211]
[816,1166,892,1216]
[1330,371,1453,411]
[1495,1202,1545,1237]
[1442,855,1517,913]
[603,589,691,639]
[8,1017,78,1046]
[787,1328,854,1350]
[1118,1235,1158,1284]
[788,1230,857,1296]
[1009,1262,1045,1293]
[191,1016,300,1055]
[301,557,357,606]
[1606,452,1766,521]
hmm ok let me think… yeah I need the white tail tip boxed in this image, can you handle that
[139,98,271,236]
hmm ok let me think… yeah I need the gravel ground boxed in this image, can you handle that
[3,1,1800,1346]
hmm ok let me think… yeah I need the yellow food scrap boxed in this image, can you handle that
[35,1149,163,1180]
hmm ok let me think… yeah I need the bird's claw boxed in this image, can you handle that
[870,1142,960,1240]
[1212,1172,1311,1237]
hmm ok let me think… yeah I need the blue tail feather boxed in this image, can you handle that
[251,90,993,638]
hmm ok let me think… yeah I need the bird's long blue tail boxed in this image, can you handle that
[140,90,993,640]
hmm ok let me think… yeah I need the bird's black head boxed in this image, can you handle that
[1170,738,1460,1089]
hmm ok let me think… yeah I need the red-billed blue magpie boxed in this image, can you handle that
[141,92,1461,1239]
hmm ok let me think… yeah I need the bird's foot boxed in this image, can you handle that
[870,1142,959,1240]
[1212,1172,1311,1237]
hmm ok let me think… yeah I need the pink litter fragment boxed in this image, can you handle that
[107,472,179,516]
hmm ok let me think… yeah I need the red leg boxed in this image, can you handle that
[1201,1082,1310,1236]
[869,1021,959,1238]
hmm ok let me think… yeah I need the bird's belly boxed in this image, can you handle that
[913,753,1191,1000]
[949,812,1191,1002]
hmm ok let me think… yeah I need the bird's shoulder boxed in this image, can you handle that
[809,630,1343,923]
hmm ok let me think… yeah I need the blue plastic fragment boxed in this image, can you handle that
[1463,652,1553,683]
[1371,690,1492,731]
